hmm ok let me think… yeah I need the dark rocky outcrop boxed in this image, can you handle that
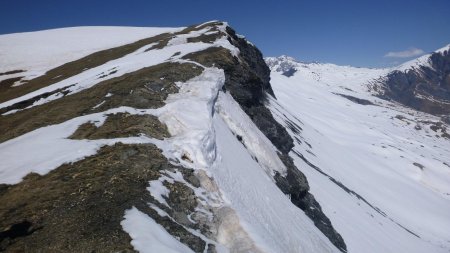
[378,47,450,116]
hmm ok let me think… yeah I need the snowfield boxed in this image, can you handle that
[267,56,450,253]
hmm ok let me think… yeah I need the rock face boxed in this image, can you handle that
[377,46,450,116]
[0,22,344,252]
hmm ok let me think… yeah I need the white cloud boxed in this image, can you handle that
[384,47,424,58]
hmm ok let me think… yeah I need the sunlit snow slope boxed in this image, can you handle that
[267,56,450,253]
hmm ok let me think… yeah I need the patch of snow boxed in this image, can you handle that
[204,31,220,35]
[2,109,19,116]
[149,203,169,217]
[195,20,220,29]
[91,100,105,110]
[121,207,195,253]
[167,27,211,46]
[148,179,171,208]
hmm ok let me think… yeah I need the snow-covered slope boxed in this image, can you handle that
[0,26,183,82]
[267,56,450,253]
[0,23,339,252]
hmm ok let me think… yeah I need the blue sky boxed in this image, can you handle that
[1,0,449,67]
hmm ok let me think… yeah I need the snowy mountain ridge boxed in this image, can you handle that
[267,43,450,75]
[0,22,341,252]
[0,21,448,253]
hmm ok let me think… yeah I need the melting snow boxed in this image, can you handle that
[121,207,195,253]
[0,107,163,184]
[148,179,171,208]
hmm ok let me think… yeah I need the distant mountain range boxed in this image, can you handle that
[267,44,450,118]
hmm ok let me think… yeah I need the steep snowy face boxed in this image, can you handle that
[374,44,450,116]
[267,55,450,253]
[0,22,340,253]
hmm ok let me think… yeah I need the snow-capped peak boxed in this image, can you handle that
[265,55,300,77]
[265,55,389,89]
[435,43,450,54]
[267,43,450,77]
[393,44,449,73]
[265,55,320,70]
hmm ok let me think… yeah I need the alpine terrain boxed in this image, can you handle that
[0,21,449,253]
